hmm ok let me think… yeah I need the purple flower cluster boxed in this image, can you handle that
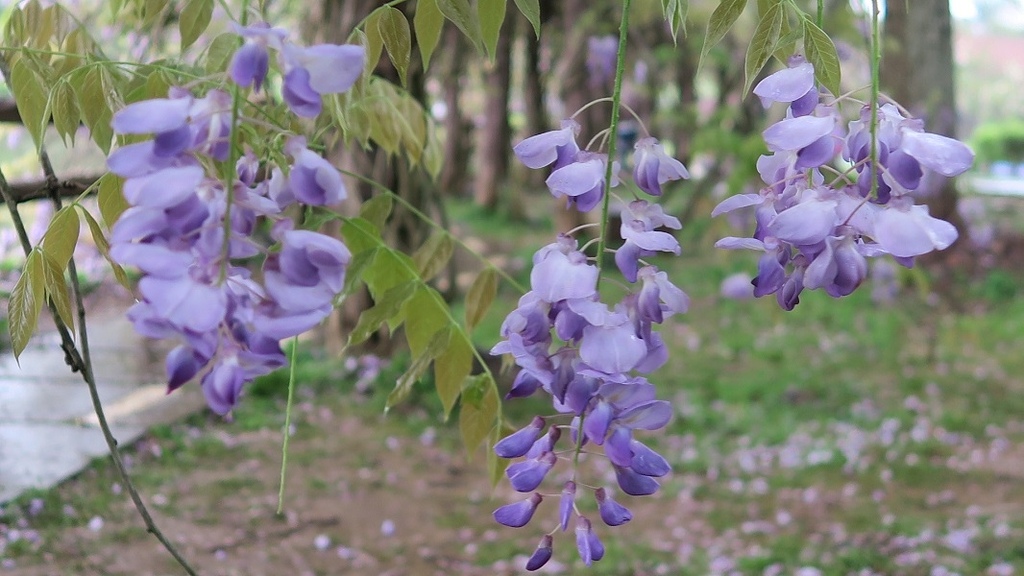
[713,57,974,310]
[229,23,365,118]
[492,119,689,569]
[107,32,364,414]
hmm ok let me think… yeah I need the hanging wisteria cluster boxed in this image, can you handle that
[489,117,690,569]
[107,26,365,414]
[713,57,974,310]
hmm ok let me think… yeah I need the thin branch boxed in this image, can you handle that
[0,52,199,576]
[5,175,98,203]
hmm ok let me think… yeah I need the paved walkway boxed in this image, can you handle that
[0,312,204,503]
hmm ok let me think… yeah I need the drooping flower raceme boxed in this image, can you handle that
[713,58,974,310]
[108,28,364,414]
[493,118,689,570]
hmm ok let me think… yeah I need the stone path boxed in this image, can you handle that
[0,312,204,503]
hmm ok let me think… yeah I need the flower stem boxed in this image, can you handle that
[869,0,881,201]
[594,0,632,289]
[277,336,299,514]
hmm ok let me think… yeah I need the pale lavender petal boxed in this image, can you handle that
[753,62,815,107]
[712,193,763,217]
[514,126,576,169]
[583,401,613,444]
[546,156,605,198]
[768,199,837,246]
[282,68,321,118]
[714,236,766,251]
[112,98,191,134]
[763,115,835,151]
[874,203,958,258]
[900,130,974,177]
[300,44,365,94]
[580,322,646,374]
[605,426,633,466]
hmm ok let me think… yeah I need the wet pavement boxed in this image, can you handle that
[0,312,204,503]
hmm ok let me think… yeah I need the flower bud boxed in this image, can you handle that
[507,452,557,492]
[492,493,542,528]
[595,488,632,526]
[575,516,605,566]
[525,534,553,571]
[559,481,576,531]
[494,416,545,459]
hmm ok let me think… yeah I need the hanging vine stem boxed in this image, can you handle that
[869,0,882,201]
[0,51,200,576]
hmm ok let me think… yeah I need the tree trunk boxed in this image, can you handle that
[474,3,515,210]
[439,26,471,200]
[882,0,961,225]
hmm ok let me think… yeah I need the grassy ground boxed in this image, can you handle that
[3,193,1024,575]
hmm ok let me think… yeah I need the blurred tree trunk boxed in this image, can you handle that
[521,11,548,189]
[474,2,515,210]
[439,26,471,199]
[882,0,962,227]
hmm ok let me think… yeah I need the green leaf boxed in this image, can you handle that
[363,248,418,298]
[802,18,841,97]
[41,250,74,334]
[359,194,393,233]
[343,247,378,295]
[97,172,128,229]
[435,0,484,52]
[414,0,445,70]
[41,206,80,268]
[301,206,340,231]
[661,0,688,42]
[363,8,385,76]
[76,206,130,289]
[50,80,80,145]
[403,287,450,355]
[378,6,412,87]
[179,0,213,52]
[348,280,417,346]
[512,0,540,37]
[386,325,452,410]
[434,334,470,418]
[9,249,45,360]
[744,1,783,95]
[699,0,748,72]
[74,67,114,154]
[204,32,239,73]
[464,267,497,331]
[479,0,506,60]
[459,373,499,454]
[10,58,48,150]
[487,428,510,486]
[412,231,453,282]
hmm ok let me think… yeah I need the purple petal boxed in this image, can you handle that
[580,322,646,374]
[525,535,553,571]
[202,358,246,415]
[492,493,542,528]
[768,198,837,246]
[229,42,270,90]
[605,426,633,467]
[614,465,660,496]
[559,481,576,531]
[874,203,958,258]
[514,124,577,169]
[615,400,672,430]
[282,68,322,118]
[630,439,670,477]
[507,452,556,492]
[494,416,545,458]
[712,193,762,217]
[583,401,613,445]
[546,156,605,198]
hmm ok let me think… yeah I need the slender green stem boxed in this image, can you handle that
[817,0,824,28]
[594,0,632,287]
[573,0,632,476]
[869,0,881,201]
[277,336,299,514]
[219,0,251,282]
[338,168,528,294]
